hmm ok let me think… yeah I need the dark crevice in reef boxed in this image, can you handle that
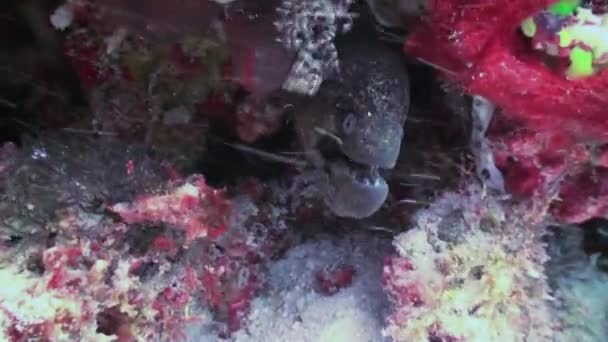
[196,110,297,188]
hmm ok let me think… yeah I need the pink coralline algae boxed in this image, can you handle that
[488,122,608,224]
[109,176,231,245]
[314,263,356,296]
[0,217,199,341]
[0,169,232,340]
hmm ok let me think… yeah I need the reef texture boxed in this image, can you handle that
[382,185,555,341]
[0,136,308,341]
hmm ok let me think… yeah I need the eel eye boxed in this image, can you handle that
[342,113,357,134]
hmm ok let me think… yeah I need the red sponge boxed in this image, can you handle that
[406,0,608,140]
[405,1,608,223]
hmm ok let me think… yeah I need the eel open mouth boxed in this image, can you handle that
[317,139,390,219]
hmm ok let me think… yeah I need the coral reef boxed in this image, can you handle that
[0,137,299,340]
[382,185,554,341]
[0,216,199,341]
[3,1,608,341]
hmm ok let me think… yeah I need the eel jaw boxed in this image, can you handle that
[322,159,389,219]
[311,117,401,219]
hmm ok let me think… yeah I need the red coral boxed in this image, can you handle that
[109,175,231,245]
[1,173,240,340]
[407,0,608,222]
[5,319,53,342]
[198,255,260,334]
[152,235,179,256]
[227,272,258,332]
[382,257,424,308]
[1,232,197,341]
[407,0,608,137]
[314,263,356,296]
[487,121,608,223]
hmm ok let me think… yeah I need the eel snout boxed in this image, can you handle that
[339,113,404,169]
[324,159,389,219]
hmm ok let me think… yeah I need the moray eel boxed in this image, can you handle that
[290,12,410,219]
[222,1,409,219]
